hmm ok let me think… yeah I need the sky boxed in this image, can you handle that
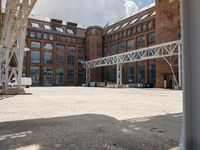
[2,0,154,26]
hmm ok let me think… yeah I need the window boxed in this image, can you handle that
[31,42,40,49]
[103,47,109,57]
[118,41,125,52]
[78,69,85,85]
[122,31,126,37]
[30,67,40,86]
[44,25,51,31]
[56,54,65,64]
[77,39,84,45]
[49,34,54,40]
[127,39,135,50]
[67,29,74,35]
[103,67,109,81]
[43,68,52,86]
[43,33,48,40]
[56,45,65,51]
[110,67,116,82]
[111,34,116,41]
[148,32,156,44]
[56,68,64,86]
[78,48,86,60]
[148,64,156,84]
[32,23,39,28]
[24,51,26,64]
[36,33,42,39]
[44,43,53,50]
[148,20,154,29]
[68,46,76,53]
[22,67,26,77]
[111,44,117,55]
[127,29,132,36]
[138,65,145,83]
[44,52,53,64]
[31,51,40,64]
[67,69,75,85]
[137,25,142,33]
[68,56,76,65]
[142,24,147,31]
[128,66,135,83]
[62,36,65,42]
[56,35,60,41]
[118,32,122,39]
[137,35,145,48]
[56,27,63,32]
[30,32,35,38]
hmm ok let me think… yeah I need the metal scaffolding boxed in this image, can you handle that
[0,0,37,91]
[84,40,182,88]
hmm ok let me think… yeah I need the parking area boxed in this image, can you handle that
[0,87,182,150]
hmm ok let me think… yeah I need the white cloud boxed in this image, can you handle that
[2,0,154,26]
[124,0,139,16]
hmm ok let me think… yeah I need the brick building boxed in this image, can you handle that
[24,0,180,88]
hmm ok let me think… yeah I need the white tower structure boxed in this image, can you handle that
[0,0,37,94]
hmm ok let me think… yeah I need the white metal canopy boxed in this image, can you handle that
[84,40,182,88]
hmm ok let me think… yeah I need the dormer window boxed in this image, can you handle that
[121,22,129,28]
[67,29,74,35]
[32,23,39,28]
[44,25,51,31]
[130,18,138,24]
[56,27,63,33]
[140,14,149,21]
[114,26,120,31]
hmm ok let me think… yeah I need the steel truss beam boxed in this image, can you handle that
[84,40,182,87]
[0,0,37,89]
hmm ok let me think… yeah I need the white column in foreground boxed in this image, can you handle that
[181,0,200,149]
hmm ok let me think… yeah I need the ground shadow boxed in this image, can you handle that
[0,113,182,150]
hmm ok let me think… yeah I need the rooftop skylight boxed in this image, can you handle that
[44,25,51,31]
[130,18,138,24]
[114,26,120,31]
[32,23,39,28]
[121,22,129,28]
[151,11,156,16]
[107,29,113,33]
[140,14,149,21]
[56,27,63,33]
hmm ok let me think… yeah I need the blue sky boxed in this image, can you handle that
[3,0,154,26]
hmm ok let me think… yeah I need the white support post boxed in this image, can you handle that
[178,44,182,89]
[117,63,122,88]
[86,68,90,86]
[180,0,200,149]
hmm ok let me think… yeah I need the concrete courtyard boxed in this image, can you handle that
[0,87,182,150]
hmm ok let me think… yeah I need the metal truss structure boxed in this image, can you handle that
[84,40,182,88]
[0,0,37,90]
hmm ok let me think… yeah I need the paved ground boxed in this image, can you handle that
[0,87,182,150]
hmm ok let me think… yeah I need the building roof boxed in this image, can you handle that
[103,3,156,35]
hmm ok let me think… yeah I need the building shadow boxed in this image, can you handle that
[0,113,182,150]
